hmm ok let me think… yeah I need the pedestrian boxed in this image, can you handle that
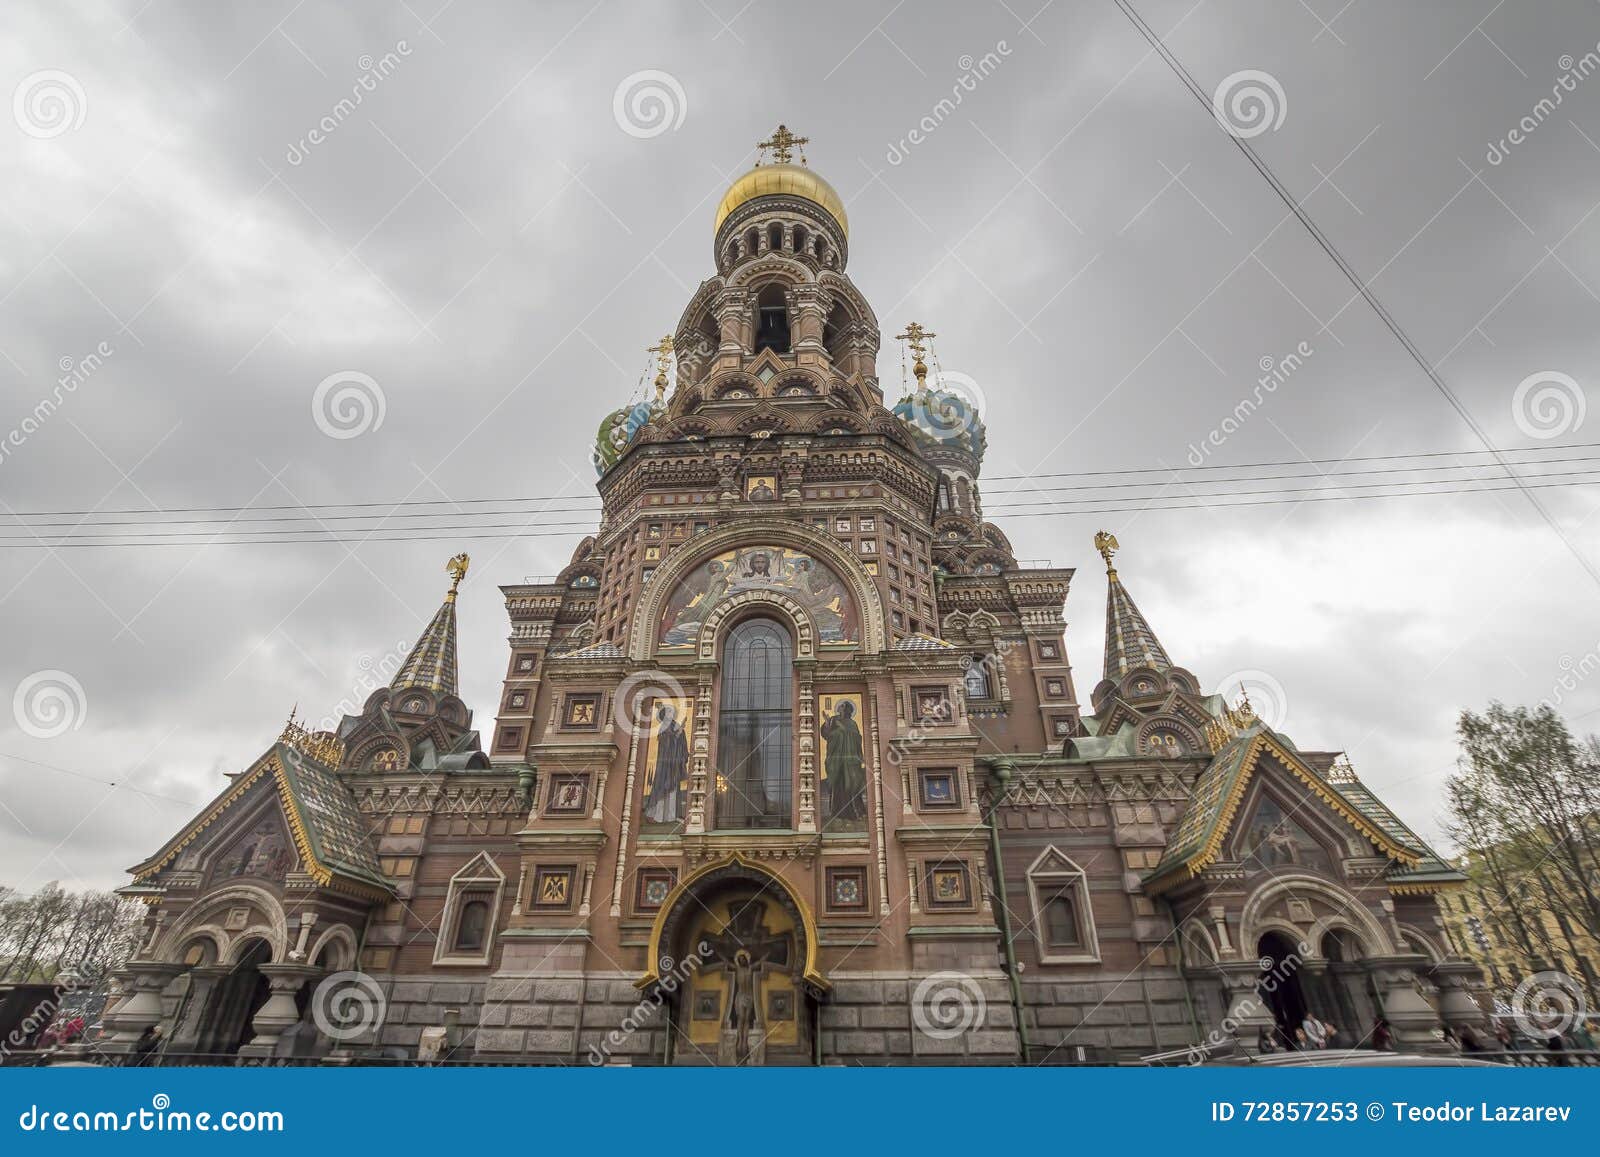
[131,1024,162,1067]
[1569,1019,1596,1052]
[1371,1017,1394,1051]
[1459,1025,1484,1052]
[1320,1021,1339,1049]
[1548,1032,1569,1066]
[1493,1020,1514,1051]
[1300,1013,1326,1049]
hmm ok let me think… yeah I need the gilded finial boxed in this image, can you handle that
[757,123,809,166]
[896,321,936,389]
[648,334,674,403]
[1094,530,1120,576]
[446,552,470,600]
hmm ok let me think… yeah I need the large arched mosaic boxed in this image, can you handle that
[657,545,859,651]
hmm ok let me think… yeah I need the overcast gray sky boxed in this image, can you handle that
[3,0,1599,890]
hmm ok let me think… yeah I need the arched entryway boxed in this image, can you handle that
[1315,928,1381,1043]
[1257,932,1309,1045]
[192,938,272,1056]
[641,857,829,1066]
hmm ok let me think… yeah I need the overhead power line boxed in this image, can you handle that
[1112,0,1600,587]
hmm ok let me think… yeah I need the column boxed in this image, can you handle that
[237,963,322,1058]
[1364,955,1443,1052]
[102,962,187,1048]
[796,659,816,833]
[167,965,231,1052]
[1429,960,1491,1035]
[1213,962,1277,1046]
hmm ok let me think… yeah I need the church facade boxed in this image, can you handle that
[108,128,1486,1065]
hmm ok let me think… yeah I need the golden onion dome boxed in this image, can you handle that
[713,163,848,238]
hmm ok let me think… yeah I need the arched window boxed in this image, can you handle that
[754,284,791,354]
[716,618,793,829]
[454,899,489,952]
[963,658,991,701]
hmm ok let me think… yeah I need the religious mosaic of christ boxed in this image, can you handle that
[657,547,860,649]
[1236,793,1333,875]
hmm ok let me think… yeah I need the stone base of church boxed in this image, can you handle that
[1018,972,1198,1062]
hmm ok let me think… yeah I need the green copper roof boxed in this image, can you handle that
[1144,727,1431,894]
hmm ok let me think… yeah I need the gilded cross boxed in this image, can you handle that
[757,123,808,165]
[895,321,936,359]
[648,335,674,401]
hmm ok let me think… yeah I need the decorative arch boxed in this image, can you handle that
[696,589,816,661]
[726,252,816,291]
[307,923,360,971]
[636,853,828,994]
[155,883,290,965]
[629,523,886,659]
[1239,873,1395,960]
[1396,922,1445,963]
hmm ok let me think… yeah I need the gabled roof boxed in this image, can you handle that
[1325,768,1466,892]
[1144,727,1423,896]
[893,632,953,652]
[129,742,390,899]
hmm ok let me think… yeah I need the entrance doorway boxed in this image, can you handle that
[194,938,272,1056]
[1257,932,1309,1044]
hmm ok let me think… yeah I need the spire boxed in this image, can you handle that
[391,554,469,695]
[1095,531,1173,681]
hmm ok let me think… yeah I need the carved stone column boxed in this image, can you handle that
[102,962,187,1047]
[237,963,322,1058]
[1213,962,1277,1043]
[796,659,817,833]
[1364,955,1443,1051]
[685,664,715,834]
[167,965,231,1051]
[1429,960,1490,1034]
